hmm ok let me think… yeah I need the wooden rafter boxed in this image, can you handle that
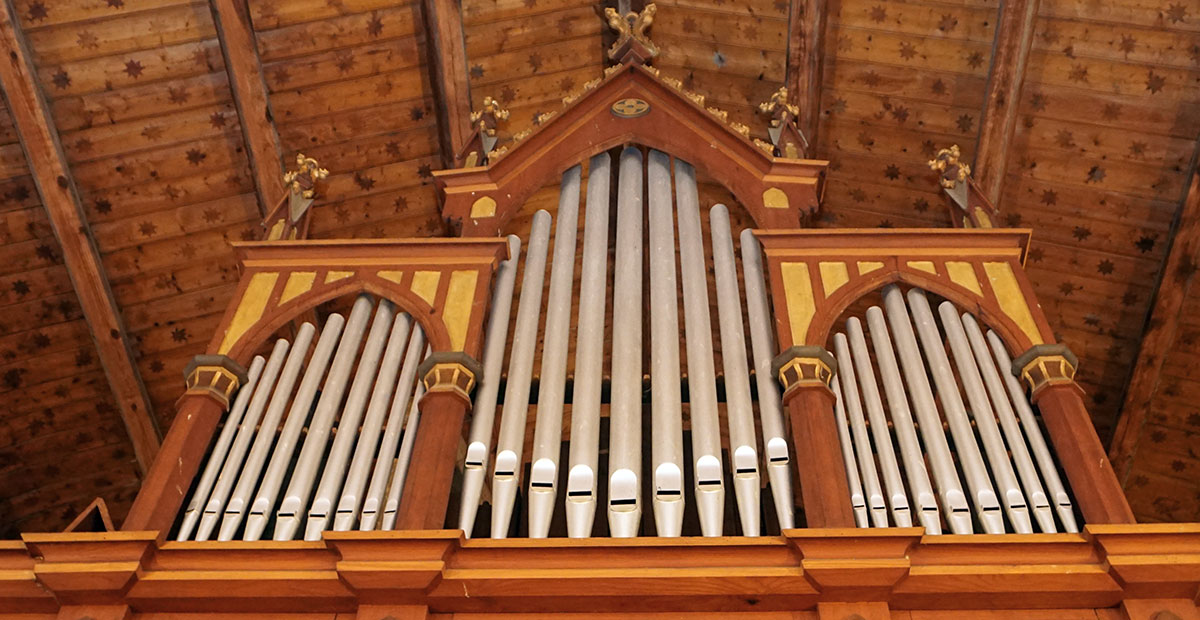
[421,0,473,167]
[972,0,1039,205]
[1110,159,1200,479]
[210,0,285,213]
[785,0,828,153]
[0,0,160,472]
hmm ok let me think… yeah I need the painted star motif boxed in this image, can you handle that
[1041,189,1057,205]
[27,1,47,21]
[1165,3,1187,23]
[966,52,984,69]
[138,221,157,237]
[335,50,355,73]
[167,86,189,104]
[1086,165,1105,183]
[1101,103,1121,120]
[470,65,484,79]
[930,79,946,95]
[884,164,901,180]
[868,5,886,22]
[898,41,918,60]
[1118,34,1136,54]
[385,141,402,158]
[1097,259,1114,275]
[956,114,974,132]
[73,137,92,153]
[51,70,70,89]
[186,149,207,165]
[209,112,226,128]
[354,173,375,190]
[1146,70,1166,94]
[938,14,957,31]
[94,199,112,214]
[1068,64,1088,82]
[527,52,543,71]
[367,12,383,36]
[1128,141,1147,157]
[1054,129,1075,148]
[124,59,144,78]
[141,125,163,140]
[171,327,189,343]
[557,15,572,35]
[410,106,424,121]
[1072,225,1092,241]
[77,31,99,49]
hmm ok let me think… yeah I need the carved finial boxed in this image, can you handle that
[756,86,808,157]
[470,96,510,138]
[604,3,659,64]
[264,153,328,240]
[283,153,329,200]
[758,86,799,126]
[929,144,970,189]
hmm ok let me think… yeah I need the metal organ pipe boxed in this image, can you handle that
[381,350,430,531]
[906,289,1004,534]
[647,149,685,536]
[986,330,1078,532]
[961,314,1056,533]
[566,155,611,538]
[709,203,761,536]
[864,307,941,534]
[178,352,267,541]
[846,318,911,527]
[459,236,521,537]
[608,146,645,537]
[831,376,869,527]
[674,161,724,537]
[491,210,552,538]
[832,333,888,527]
[879,286,973,534]
[241,316,344,541]
[304,300,397,540]
[334,312,414,532]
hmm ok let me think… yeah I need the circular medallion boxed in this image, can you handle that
[611,98,650,118]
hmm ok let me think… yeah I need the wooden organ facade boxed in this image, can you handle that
[1,19,1198,620]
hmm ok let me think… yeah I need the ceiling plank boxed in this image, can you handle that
[0,0,160,472]
[785,0,828,153]
[972,0,1038,205]
[210,0,285,212]
[1110,159,1200,479]
[421,0,473,167]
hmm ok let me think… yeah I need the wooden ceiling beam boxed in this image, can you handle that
[972,0,1039,205]
[0,0,160,472]
[785,0,828,153]
[1110,158,1200,480]
[210,0,284,212]
[421,0,473,168]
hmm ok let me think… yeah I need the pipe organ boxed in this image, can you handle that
[2,44,1195,620]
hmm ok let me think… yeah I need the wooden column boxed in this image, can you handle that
[123,356,246,535]
[1016,345,1135,524]
[785,0,829,152]
[210,0,285,212]
[395,354,481,530]
[972,0,1040,204]
[420,0,473,167]
[0,0,161,472]
[775,346,856,528]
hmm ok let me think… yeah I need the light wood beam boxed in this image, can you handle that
[785,0,828,153]
[421,0,473,167]
[210,0,284,212]
[1110,159,1200,479]
[0,0,159,472]
[972,0,1039,205]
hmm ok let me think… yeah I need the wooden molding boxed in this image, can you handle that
[1110,161,1200,478]
[972,0,1039,205]
[210,0,285,214]
[421,0,473,168]
[785,0,829,152]
[0,0,160,473]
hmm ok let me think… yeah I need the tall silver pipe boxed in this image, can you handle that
[879,286,973,534]
[608,146,645,537]
[242,316,344,541]
[739,229,794,529]
[846,318,911,528]
[335,312,414,531]
[710,203,761,536]
[674,161,723,537]
[360,325,425,531]
[647,149,684,536]
[962,314,1055,532]
[987,330,1078,532]
[566,155,611,538]
[864,307,941,534]
[274,294,375,540]
[381,350,430,530]
[217,324,314,541]
[832,376,869,527]
[179,352,267,541]
[491,210,552,538]
[938,302,1032,533]
[459,236,521,537]
[906,289,1004,534]
[304,300,396,540]
[833,333,888,527]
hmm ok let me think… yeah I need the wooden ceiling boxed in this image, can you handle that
[0,0,1195,534]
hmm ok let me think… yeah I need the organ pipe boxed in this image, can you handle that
[833,333,888,527]
[831,376,869,528]
[381,350,430,531]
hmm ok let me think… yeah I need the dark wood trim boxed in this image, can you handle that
[421,0,473,168]
[210,0,285,213]
[972,0,1039,205]
[0,0,160,473]
[785,0,829,153]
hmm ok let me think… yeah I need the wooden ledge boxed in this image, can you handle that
[754,227,1032,262]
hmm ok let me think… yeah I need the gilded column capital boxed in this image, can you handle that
[183,354,248,409]
[1012,344,1078,396]
[771,345,837,397]
[418,352,483,405]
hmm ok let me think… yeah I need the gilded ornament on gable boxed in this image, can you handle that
[758,86,799,125]
[470,96,510,138]
[604,3,659,62]
[929,144,970,189]
[730,121,751,138]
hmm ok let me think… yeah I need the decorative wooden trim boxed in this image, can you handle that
[433,63,827,236]
[0,0,160,473]
[421,0,473,168]
[785,0,829,151]
[972,0,1040,205]
[210,0,286,213]
[1110,162,1200,479]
